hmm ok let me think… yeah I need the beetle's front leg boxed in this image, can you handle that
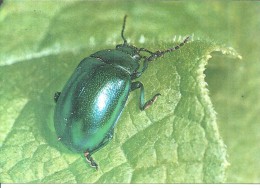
[131,60,148,80]
[131,81,161,110]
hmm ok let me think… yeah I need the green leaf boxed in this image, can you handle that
[0,1,252,183]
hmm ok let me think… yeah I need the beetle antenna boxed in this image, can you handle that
[121,15,128,45]
[162,36,190,53]
[147,36,190,62]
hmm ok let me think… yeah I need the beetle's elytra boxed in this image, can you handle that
[54,15,189,170]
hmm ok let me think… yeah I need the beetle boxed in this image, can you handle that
[54,15,189,170]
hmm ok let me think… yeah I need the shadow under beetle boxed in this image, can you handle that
[54,15,190,170]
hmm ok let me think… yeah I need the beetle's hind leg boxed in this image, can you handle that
[84,152,98,170]
[54,92,61,103]
[83,129,114,170]
[131,81,161,110]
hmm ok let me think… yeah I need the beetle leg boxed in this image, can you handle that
[97,129,114,149]
[84,151,98,170]
[131,81,161,110]
[54,92,61,103]
[131,60,148,80]
[90,130,114,154]
[83,129,114,170]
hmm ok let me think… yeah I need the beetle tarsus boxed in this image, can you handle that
[143,93,161,110]
[84,152,98,170]
[131,81,161,111]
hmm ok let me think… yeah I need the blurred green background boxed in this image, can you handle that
[203,2,260,183]
[0,0,259,183]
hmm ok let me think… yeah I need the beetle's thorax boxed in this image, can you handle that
[115,44,141,73]
[90,44,141,75]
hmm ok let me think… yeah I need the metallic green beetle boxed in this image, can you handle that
[54,16,189,170]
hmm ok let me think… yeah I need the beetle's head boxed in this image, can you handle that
[115,15,190,76]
